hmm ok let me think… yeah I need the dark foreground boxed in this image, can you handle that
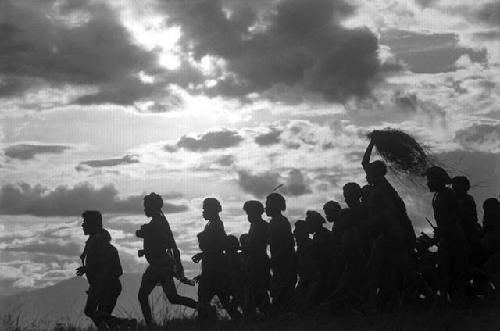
[5,299,500,331]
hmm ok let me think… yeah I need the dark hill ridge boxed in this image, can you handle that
[0,273,197,329]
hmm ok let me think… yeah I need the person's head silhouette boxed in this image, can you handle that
[265,193,286,217]
[293,220,309,242]
[343,182,362,208]
[483,198,500,221]
[305,210,325,234]
[202,198,222,221]
[143,192,163,217]
[323,201,341,223]
[424,166,451,192]
[81,210,102,235]
[451,176,470,195]
[365,160,387,185]
[243,200,265,223]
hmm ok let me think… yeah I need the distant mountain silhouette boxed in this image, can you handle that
[0,274,197,329]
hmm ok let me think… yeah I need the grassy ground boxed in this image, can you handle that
[4,299,500,331]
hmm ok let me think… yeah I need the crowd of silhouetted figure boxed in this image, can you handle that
[76,138,500,329]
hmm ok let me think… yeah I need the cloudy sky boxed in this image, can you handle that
[0,0,499,295]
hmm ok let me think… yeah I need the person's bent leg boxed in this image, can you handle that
[162,277,198,309]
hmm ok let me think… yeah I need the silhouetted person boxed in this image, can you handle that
[193,198,241,320]
[481,198,500,287]
[136,193,197,327]
[363,138,416,249]
[323,200,345,296]
[452,176,480,236]
[305,210,330,304]
[425,167,468,301]
[481,198,500,259]
[243,200,271,316]
[330,183,370,309]
[452,176,482,265]
[77,211,134,330]
[225,234,246,315]
[362,139,415,307]
[266,193,297,314]
[293,220,317,312]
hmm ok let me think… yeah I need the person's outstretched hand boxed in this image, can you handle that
[192,253,202,263]
[76,266,87,277]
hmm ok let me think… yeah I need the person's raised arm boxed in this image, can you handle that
[362,138,375,171]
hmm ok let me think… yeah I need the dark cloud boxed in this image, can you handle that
[237,170,281,198]
[0,182,188,216]
[281,169,312,196]
[75,155,139,171]
[4,144,70,160]
[476,2,500,27]
[0,0,181,107]
[473,30,500,40]
[176,129,244,152]
[237,168,311,198]
[394,91,417,112]
[163,0,386,102]
[255,128,282,146]
[380,29,487,73]
[414,0,438,8]
[214,155,235,166]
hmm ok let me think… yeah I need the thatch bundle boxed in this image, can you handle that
[367,129,433,177]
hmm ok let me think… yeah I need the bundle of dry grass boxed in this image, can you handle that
[367,129,433,177]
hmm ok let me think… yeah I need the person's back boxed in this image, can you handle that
[433,187,465,244]
[367,180,407,245]
[248,219,270,264]
[269,214,295,263]
[199,218,227,274]
[141,214,176,267]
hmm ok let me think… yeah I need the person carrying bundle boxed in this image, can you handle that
[362,138,417,307]
[136,193,197,327]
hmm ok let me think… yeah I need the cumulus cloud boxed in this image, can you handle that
[162,0,387,102]
[4,144,70,160]
[0,0,182,107]
[0,182,188,216]
[175,129,244,152]
[76,154,139,171]
[255,128,282,146]
[237,168,312,198]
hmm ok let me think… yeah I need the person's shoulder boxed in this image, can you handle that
[87,233,105,249]
[438,187,456,199]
